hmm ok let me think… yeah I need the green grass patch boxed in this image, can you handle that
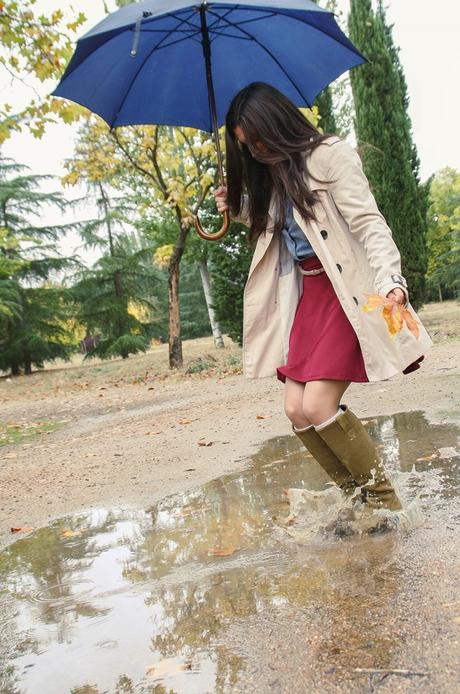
[185,355,218,374]
[0,420,62,447]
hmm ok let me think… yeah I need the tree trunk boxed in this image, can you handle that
[24,357,32,375]
[198,259,224,348]
[438,284,443,302]
[11,362,20,376]
[168,257,183,368]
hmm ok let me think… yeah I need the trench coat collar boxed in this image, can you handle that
[246,196,277,278]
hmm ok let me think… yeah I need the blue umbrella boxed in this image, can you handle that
[52,0,366,239]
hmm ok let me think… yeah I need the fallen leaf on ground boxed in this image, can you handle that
[256,414,270,419]
[198,439,213,446]
[145,658,192,678]
[179,418,192,424]
[61,528,87,538]
[207,546,239,556]
[10,527,33,533]
[416,453,438,462]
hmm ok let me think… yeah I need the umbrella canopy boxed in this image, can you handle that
[52,0,366,238]
[53,0,364,131]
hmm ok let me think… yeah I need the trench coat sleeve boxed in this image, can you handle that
[230,194,251,227]
[325,139,409,303]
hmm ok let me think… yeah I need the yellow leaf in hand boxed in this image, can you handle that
[361,294,385,312]
[401,307,420,339]
[362,294,420,339]
[382,305,403,336]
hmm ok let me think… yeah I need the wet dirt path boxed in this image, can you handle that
[1,411,459,693]
[0,307,459,692]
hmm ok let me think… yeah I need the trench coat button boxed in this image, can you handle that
[336,263,342,272]
[320,229,328,239]
[353,296,359,305]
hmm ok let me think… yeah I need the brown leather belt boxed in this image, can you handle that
[297,265,325,276]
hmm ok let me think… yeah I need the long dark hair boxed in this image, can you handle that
[225,82,334,245]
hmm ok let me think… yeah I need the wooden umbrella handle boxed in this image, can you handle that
[194,209,230,240]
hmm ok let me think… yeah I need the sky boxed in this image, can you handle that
[1,0,459,261]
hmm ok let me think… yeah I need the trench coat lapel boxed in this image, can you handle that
[247,196,277,280]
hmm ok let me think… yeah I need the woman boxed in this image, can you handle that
[214,82,433,512]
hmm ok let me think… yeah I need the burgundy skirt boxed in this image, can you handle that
[276,255,424,384]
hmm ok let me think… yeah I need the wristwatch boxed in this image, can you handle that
[391,273,407,288]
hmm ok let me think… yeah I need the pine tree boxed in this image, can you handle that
[72,183,162,360]
[348,0,428,307]
[0,157,78,375]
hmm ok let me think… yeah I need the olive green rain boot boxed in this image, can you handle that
[314,405,402,511]
[292,422,357,496]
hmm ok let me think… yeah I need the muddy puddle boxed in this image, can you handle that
[1,410,459,693]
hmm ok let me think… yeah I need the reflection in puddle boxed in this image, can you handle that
[0,411,459,693]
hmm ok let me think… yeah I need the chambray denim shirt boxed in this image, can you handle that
[281,198,316,261]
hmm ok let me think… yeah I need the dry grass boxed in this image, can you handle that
[0,300,458,402]
[418,299,460,343]
[0,334,242,400]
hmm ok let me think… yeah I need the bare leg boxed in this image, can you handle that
[283,378,351,428]
[302,379,351,426]
[283,377,310,429]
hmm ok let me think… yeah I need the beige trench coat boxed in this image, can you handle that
[233,136,433,381]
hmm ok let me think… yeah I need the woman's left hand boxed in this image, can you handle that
[386,288,406,305]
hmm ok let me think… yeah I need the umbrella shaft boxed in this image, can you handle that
[199,5,225,185]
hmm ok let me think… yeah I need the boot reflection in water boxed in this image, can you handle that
[313,404,402,511]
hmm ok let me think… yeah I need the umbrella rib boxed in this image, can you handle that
[208,10,277,34]
[276,10,364,58]
[209,30,253,41]
[207,7,362,60]
[113,12,201,124]
[157,11,206,45]
[138,30,202,51]
[139,27,200,34]
[206,9,311,105]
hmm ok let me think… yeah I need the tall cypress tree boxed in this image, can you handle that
[312,0,338,134]
[376,0,432,254]
[348,0,427,307]
[314,87,338,134]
